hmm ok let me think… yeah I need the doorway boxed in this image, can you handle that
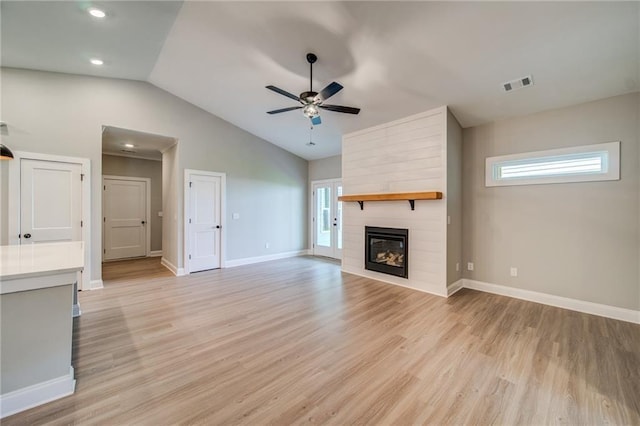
[311,179,342,260]
[101,125,176,280]
[103,176,150,260]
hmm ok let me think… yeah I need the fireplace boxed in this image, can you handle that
[365,226,409,279]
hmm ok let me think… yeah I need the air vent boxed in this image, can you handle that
[120,149,136,153]
[502,75,534,92]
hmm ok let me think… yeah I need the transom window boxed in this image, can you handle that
[486,141,620,187]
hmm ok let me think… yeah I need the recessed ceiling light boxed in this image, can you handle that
[90,58,104,66]
[124,143,135,148]
[88,8,106,18]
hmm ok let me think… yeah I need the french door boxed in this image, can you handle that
[312,179,342,260]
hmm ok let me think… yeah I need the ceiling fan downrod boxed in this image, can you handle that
[307,53,317,93]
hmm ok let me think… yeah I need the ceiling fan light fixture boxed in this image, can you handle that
[303,104,319,118]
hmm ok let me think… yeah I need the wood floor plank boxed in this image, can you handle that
[4,256,639,425]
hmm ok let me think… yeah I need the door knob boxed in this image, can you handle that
[141,221,146,225]
[216,225,221,229]
[23,233,32,239]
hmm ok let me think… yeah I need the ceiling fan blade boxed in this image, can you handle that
[266,85,301,102]
[319,104,360,114]
[267,106,303,114]
[311,115,322,125]
[315,82,343,102]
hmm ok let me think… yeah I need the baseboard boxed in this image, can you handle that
[89,279,103,290]
[447,279,464,296]
[225,250,309,268]
[160,257,185,277]
[148,250,163,257]
[464,279,640,324]
[0,367,75,419]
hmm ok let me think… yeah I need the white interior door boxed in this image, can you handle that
[20,159,82,244]
[188,173,221,272]
[103,177,148,260]
[312,180,342,260]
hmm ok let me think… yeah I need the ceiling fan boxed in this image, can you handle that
[266,53,360,125]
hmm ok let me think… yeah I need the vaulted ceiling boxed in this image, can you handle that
[2,1,639,160]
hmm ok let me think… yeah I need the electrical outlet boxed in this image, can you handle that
[510,267,518,277]
[467,262,474,271]
[456,262,460,272]
[265,242,269,249]
[447,216,451,225]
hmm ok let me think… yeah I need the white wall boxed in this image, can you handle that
[102,154,163,252]
[1,68,308,281]
[309,155,341,181]
[446,109,463,287]
[342,107,448,296]
[462,92,640,310]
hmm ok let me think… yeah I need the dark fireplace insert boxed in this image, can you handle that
[365,226,408,279]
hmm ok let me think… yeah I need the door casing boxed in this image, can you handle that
[8,151,92,291]
[183,169,226,274]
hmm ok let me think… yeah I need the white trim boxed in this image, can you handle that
[102,175,152,260]
[148,250,163,257]
[225,250,309,268]
[463,279,640,324]
[485,141,620,187]
[184,169,226,274]
[89,279,104,290]
[447,279,464,296]
[8,151,92,291]
[0,367,75,419]
[161,257,185,276]
[102,152,162,162]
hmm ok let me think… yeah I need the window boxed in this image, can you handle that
[485,141,620,187]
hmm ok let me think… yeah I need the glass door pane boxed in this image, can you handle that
[313,184,333,257]
[312,180,342,259]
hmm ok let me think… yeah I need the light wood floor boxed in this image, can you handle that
[5,256,639,425]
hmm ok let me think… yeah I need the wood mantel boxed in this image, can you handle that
[338,191,443,210]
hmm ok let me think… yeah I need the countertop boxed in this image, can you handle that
[0,241,84,282]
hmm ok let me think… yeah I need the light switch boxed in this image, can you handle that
[232,213,240,220]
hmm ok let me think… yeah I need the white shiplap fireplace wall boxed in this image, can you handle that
[341,106,461,296]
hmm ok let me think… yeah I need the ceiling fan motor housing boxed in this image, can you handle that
[300,91,319,104]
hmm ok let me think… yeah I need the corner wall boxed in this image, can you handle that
[309,155,342,181]
[446,109,463,287]
[462,92,640,310]
[1,68,308,281]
